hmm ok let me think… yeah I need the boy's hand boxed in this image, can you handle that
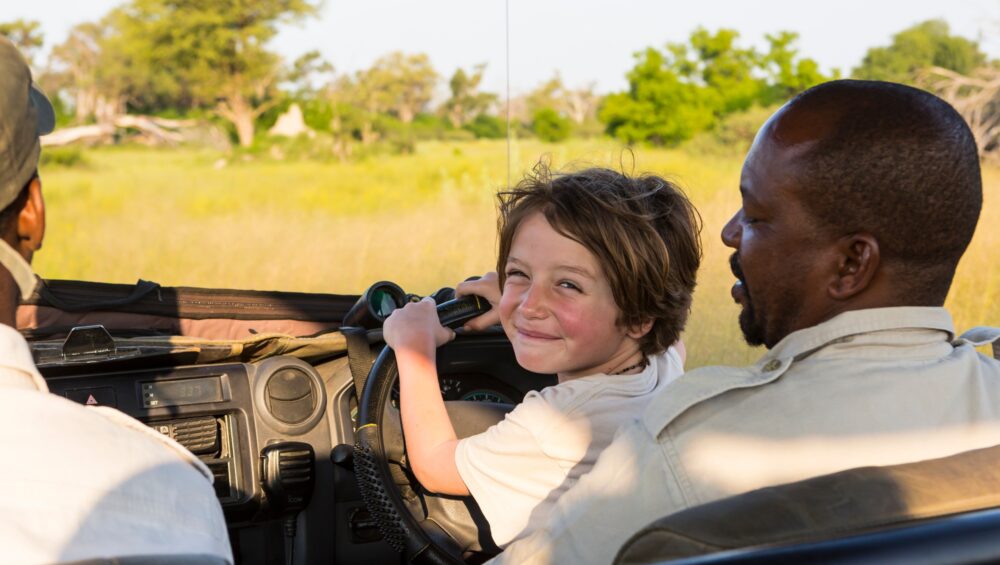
[386,297,470,496]
[455,271,502,331]
[383,297,455,355]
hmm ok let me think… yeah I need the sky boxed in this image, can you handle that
[10,0,1000,96]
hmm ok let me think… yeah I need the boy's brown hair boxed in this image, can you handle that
[496,164,702,357]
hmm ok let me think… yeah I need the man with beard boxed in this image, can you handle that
[489,79,1000,564]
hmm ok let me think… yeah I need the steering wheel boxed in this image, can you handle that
[354,295,507,564]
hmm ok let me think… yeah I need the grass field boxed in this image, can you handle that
[35,139,1000,368]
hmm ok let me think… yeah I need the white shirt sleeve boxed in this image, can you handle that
[455,391,566,546]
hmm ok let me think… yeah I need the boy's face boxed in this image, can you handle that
[499,212,646,380]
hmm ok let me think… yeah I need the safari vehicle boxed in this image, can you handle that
[20,276,1000,565]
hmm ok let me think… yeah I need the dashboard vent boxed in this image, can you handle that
[264,367,316,425]
[151,416,220,456]
[147,414,238,505]
[206,460,232,499]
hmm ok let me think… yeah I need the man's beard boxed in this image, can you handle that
[731,253,767,347]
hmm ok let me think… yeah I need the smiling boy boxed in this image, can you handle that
[383,165,702,546]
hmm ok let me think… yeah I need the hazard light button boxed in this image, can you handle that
[66,387,117,408]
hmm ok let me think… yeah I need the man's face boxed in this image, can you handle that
[721,120,836,348]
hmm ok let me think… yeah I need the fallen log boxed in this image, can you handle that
[41,114,197,147]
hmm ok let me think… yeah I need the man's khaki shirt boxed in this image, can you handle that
[0,323,233,564]
[493,307,1000,564]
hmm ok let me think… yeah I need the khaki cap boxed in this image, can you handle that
[0,35,55,211]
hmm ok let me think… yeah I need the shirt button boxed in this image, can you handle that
[762,359,782,372]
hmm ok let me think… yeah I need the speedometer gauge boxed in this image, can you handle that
[462,390,513,404]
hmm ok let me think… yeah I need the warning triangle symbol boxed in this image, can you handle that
[85,394,99,406]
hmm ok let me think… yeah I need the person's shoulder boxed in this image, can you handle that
[0,389,213,481]
[640,357,782,437]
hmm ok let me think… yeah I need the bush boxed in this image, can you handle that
[40,147,87,168]
[464,114,507,139]
[685,104,778,156]
[409,113,452,140]
[531,108,572,143]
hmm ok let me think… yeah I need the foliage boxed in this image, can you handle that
[355,52,438,124]
[853,20,987,84]
[406,114,453,141]
[685,104,778,157]
[760,32,834,101]
[0,19,44,65]
[284,50,335,96]
[600,47,718,146]
[600,28,829,146]
[47,20,129,123]
[464,114,507,139]
[95,0,319,146]
[442,64,497,127]
[40,147,87,168]
[532,108,572,142]
[525,74,601,125]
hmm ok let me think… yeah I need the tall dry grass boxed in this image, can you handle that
[35,140,999,367]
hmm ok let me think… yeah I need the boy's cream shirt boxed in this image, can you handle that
[455,345,684,546]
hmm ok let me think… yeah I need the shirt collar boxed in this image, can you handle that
[764,306,955,363]
[640,307,954,436]
[0,322,46,391]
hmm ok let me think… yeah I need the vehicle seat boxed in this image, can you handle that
[614,443,1000,564]
[61,556,228,565]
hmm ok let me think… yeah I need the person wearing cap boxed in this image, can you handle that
[0,37,233,563]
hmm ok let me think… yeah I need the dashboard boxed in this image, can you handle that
[37,331,554,564]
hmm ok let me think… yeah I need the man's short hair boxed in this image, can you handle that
[789,80,982,303]
[496,164,703,356]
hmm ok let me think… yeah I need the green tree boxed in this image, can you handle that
[678,28,763,114]
[464,113,506,139]
[532,107,572,142]
[853,20,986,84]
[600,28,827,146]
[442,64,496,127]
[599,46,718,146]
[359,52,438,124]
[48,20,132,123]
[110,0,320,146]
[525,75,564,116]
[284,50,335,96]
[0,19,43,65]
[760,31,831,103]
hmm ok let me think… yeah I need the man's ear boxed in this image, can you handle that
[16,177,45,261]
[829,233,879,300]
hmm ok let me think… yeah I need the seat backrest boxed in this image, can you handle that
[60,555,229,565]
[614,444,1000,564]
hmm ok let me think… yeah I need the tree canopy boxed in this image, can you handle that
[9,11,995,156]
[0,19,43,65]
[599,28,830,146]
[853,20,987,84]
